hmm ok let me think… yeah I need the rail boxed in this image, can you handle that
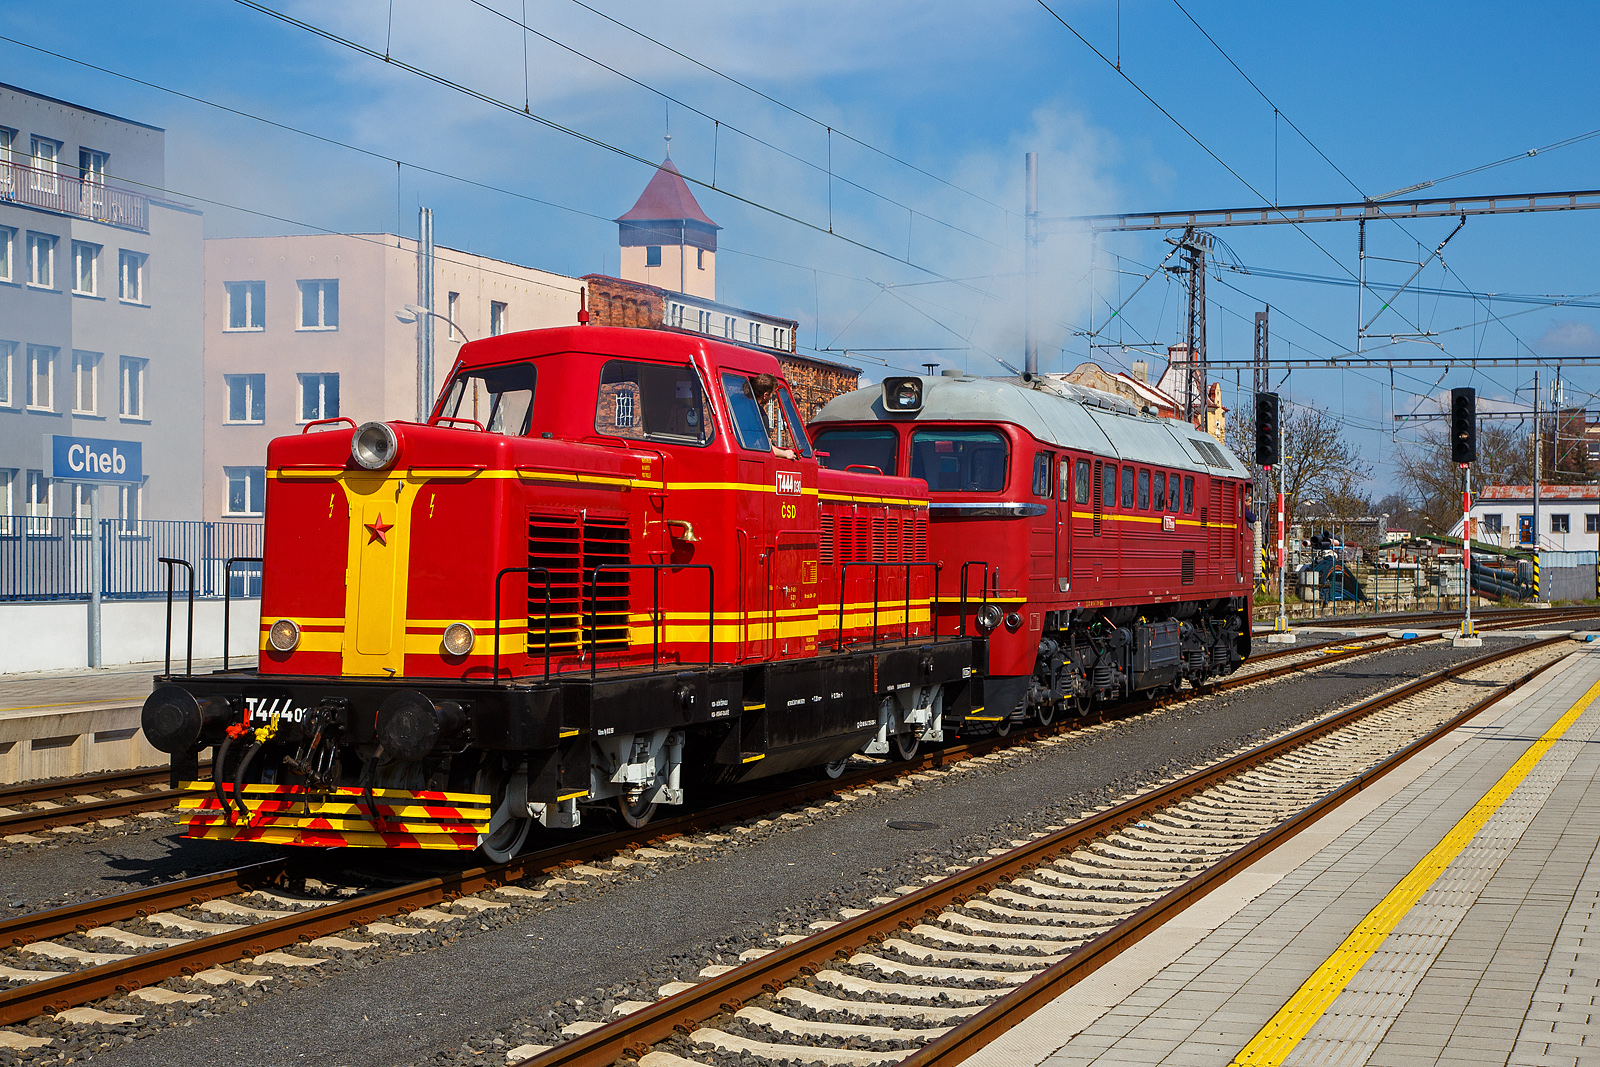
[158,557,194,676]
[221,556,264,670]
[493,567,553,682]
[587,563,714,677]
[835,560,942,650]
[0,158,149,231]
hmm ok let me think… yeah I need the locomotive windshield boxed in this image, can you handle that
[440,362,537,435]
[812,428,898,475]
[909,429,1008,492]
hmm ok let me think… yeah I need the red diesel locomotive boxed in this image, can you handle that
[143,327,979,859]
[810,372,1254,729]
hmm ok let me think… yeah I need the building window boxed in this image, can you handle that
[646,246,662,268]
[750,322,762,347]
[119,356,145,418]
[0,340,12,407]
[1481,513,1502,533]
[72,242,100,295]
[118,482,142,530]
[78,148,107,184]
[28,137,58,193]
[724,316,735,338]
[0,469,13,518]
[26,345,54,410]
[26,233,54,288]
[696,247,706,270]
[299,373,339,421]
[613,390,635,428]
[225,281,265,330]
[0,127,12,184]
[118,251,146,303]
[490,301,508,336]
[225,467,267,516]
[298,279,339,330]
[1552,514,1571,534]
[71,351,99,415]
[26,471,51,533]
[447,292,460,339]
[1588,514,1600,535]
[71,484,93,535]
[0,226,13,282]
[225,373,266,424]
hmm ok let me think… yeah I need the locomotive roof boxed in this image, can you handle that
[811,374,1250,479]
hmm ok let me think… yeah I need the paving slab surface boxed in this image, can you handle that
[971,644,1600,1067]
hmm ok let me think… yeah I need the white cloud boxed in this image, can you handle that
[1535,319,1600,355]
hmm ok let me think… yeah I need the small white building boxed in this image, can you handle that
[1452,484,1600,552]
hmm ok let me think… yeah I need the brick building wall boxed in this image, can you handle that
[580,274,859,420]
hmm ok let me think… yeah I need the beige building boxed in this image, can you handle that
[203,233,582,522]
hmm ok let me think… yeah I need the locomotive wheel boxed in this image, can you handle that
[1034,701,1056,728]
[616,790,657,829]
[817,757,851,780]
[478,801,532,863]
[1072,690,1091,718]
[890,730,920,761]
[993,716,1013,738]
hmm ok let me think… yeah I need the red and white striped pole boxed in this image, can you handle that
[1462,464,1474,637]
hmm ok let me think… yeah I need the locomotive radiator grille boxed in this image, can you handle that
[819,512,835,565]
[1182,550,1196,585]
[527,511,631,654]
[1092,460,1103,536]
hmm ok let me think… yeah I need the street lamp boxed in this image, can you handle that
[395,303,473,341]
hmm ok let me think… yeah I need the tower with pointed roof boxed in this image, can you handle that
[617,144,719,300]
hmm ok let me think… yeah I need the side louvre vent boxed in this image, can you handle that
[1181,550,1196,585]
[819,512,835,565]
[527,511,631,654]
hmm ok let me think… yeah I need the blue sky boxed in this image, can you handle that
[6,0,1600,496]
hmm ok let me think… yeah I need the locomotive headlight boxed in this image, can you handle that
[351,421,400,470]
[976,604,1003,633]
[880,376,924,413]
[268,618,301,652]
[442,623,476,656]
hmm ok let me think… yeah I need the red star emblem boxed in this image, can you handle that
[365,514,393,546]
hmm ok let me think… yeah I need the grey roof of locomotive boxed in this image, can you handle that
[811,375,1251,479]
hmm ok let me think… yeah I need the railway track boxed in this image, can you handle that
[3,606,1593,842]
[514,633,1576,1067]
[0,629,1580,1053]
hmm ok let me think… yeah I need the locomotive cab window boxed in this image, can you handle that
[1102,463,1116,508]
[1032,452,1053,498]
[1120,466,1134,509]
[1183,475,1194,513]
[813,427,897,475]
[1137,469,1150,510]
[596,360,712,445]
[910,429,1008,492]
[721,372,809,457]
[440,362,537,435]
[1167,474,1180,511]
[1074,459,1091,504]
[1154,472,1166,511]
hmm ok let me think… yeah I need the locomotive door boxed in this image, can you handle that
[1057,457,1075,593]
[1027,451,1058,594]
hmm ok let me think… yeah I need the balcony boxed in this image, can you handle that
[0,159,148,233]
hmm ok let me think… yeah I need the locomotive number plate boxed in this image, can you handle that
[776,471,802,495]
[244,695,316,724]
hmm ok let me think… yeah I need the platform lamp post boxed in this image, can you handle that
[1451,387,1482,646]
[396,304,473,421]
[1256,392,1293,644]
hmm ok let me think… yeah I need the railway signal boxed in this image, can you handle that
[1450,387,1477,464]
[1254,392,1280,468]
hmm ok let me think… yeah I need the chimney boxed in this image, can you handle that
[1131,359,1148,383]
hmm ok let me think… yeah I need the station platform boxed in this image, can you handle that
[971,642,1600,1067]
[0,659,218,783]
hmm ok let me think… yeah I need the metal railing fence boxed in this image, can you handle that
[0,517,263,601]
[0,158,149,231]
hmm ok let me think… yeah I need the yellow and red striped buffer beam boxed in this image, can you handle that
[177,782,493,850]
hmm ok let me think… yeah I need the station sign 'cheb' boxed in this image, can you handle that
[47,435,144,484]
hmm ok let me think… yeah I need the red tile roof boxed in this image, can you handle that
[1477,485,1600,500]
[617,159,719,228]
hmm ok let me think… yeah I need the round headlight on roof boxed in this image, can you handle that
[442,623,475,657]
[268,618,301,652]
[351,422,400,470]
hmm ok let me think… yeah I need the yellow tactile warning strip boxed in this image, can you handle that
[1226,674,1600,1066]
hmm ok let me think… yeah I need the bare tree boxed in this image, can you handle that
[1226,405,1374,518]
[1395,422,1532,535]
